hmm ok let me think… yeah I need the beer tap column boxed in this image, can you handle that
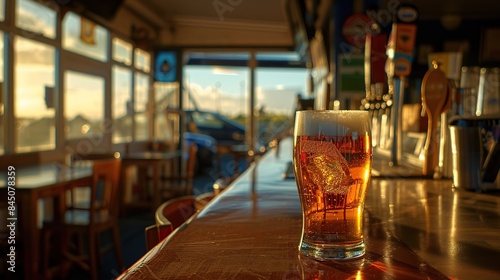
[387,5,418,166]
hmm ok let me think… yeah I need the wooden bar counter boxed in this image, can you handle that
[118,138,500,279]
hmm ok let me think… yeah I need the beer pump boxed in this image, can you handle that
[386,5,418,166]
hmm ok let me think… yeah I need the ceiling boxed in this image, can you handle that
[120,0,500,48]
[121,0,293,47]
[139,0,288,24]
[129,0,500,28]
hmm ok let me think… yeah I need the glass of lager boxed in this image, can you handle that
[293,110,372,260]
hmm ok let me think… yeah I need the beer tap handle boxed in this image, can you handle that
[421,64,449,176]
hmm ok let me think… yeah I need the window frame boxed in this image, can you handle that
[0,0,155,158]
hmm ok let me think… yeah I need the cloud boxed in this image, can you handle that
[186,82,297,116]
[184,82,243,115]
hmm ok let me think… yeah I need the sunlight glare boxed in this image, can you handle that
[212,67,239,76]
[81,124,90,134]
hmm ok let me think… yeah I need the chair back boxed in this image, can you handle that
[71,152,120,167]
[90,158,122,223]
[155,196,196,229]
[144,224,173,251]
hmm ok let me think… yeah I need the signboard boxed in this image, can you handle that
[155,51,177,83]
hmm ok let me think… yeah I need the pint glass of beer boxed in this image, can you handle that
[293,110,372,260]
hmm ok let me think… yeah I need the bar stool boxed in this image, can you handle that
[155,196,197,229]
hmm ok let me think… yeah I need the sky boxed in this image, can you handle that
[185,66,307,117]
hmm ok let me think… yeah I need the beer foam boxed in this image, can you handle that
[294,110,369,136]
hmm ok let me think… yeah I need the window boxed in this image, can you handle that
[16,0,57,39]
[154,83,179,141]
[62,12,109,62]
[255,67,306,144]
[112,37,132,65]
[134,48,151,73]
[64,71,105,141]
[134,72,150,140]
[112,65,132,143]
[184,64,248,144]
[183,54,306,147]
[14,36,56,152]
[184,65,248,116]
[3,2,158,156]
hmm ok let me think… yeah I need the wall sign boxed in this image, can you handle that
[155,51,177,82]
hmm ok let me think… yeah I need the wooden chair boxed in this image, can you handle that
[155,196,197,230]
[160,142,198,197]
[147,193,213,250]
[70,152,121,166]
[42,158,124,280]
[144,224,173,251]
[67,152,121,209]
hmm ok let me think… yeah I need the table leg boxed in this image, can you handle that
[234,154,240,175]
[152,162,161,211]
[19,192,40,280]
[119,165,129,217]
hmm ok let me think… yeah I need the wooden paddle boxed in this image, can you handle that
[421,65,449,176]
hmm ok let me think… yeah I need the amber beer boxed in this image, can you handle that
[294,110,372,260]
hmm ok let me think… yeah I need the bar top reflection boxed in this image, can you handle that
[367,177,500,279]
[119,138,500,280]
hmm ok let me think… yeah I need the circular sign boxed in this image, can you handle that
[342,14,374,48]
[397,6,419,23]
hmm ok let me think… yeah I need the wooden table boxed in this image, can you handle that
[0,163,93,280]
[121,150,182,211]
[118,138,500,279]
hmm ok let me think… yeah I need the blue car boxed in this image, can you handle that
[184,110,246,146]
[183,132,217,174]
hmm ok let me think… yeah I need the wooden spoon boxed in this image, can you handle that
[421,66,449,176]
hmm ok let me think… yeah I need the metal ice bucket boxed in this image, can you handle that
[449,115,500,192]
